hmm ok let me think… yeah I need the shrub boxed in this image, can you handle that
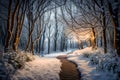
[89,53,120,79]
[0,51,34,79]
[96,55,120,72]
[90,54,99,65]
[83,53,91,58]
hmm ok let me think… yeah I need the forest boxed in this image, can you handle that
[0,0,120,80]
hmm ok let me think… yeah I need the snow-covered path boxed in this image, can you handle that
[12,56,61,80]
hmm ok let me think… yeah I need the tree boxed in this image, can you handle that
[54,3,58,51]
[13,0,27,51]
[5,0,21,51]
[25,0,51,52]
[107,0,120,56]
[91,28,96,50]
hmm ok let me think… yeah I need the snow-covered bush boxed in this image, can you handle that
[2,51,34,69]
[82,49,101,64]
[97,54,120,79]
[96,54,120,72]
[90,53,100,65]
[89,52,120,79]
[83,52,91,58]
[0,60,15,80]
[0,51,34,79]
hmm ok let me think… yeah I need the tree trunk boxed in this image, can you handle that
[42,35,45,51]
[48,25,51,54]
[101,0,107,53]
[39,39,41,53]
[25,24,34,51]
[81,42,83,49]
[62,36,65,51]
[13,1,21,51]
[54,4,58,51]
[31,42,34,55]
[41,27,46,52]
[13,3,26,51]
[26,5,34,51]
[91,28,96,50]
[60,37,62,51]
[65,39,67,51]
[78,40,81,49]
[100,36,102,47]
[103,29,107,53]
[5,0,12,51]
[13,33,20,51]
[48,38,50,54]
[108,1,120,56]
[5,0,20,52]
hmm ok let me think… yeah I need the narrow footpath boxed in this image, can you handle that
[57,55,81,80]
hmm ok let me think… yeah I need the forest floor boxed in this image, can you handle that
[2,47,119,80]
[45,47,120,80]
[57,55,80,80]
[11,56,61,80]
[67,47,120,80]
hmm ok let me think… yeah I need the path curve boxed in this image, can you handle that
[57,55,81,80]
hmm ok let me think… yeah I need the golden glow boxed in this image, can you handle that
[65,28,92,41]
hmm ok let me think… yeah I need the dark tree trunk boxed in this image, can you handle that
[108,1,120,56]
[5,0,12,51]
[60,37,63,51]
[101,0,107,53]
[48,38,50,54]
[5,0,21,52]
[65,39,67,51]
[54,4,58,51]
[48,25,51,54]
[103,29,107,53]
[62,36,65,51]
[81,42,83,49]
[42,34,45,51]
[100,36,102,47]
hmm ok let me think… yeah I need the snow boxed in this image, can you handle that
[67,47,103,58]
[11,56,61,80]
[67,47,120,80]
[42,47,119,80]
[68,55,115,80]
[44,49,76,58]
[8,47,120,80]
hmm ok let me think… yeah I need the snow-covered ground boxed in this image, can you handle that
[10,47,120,80]
[67,47,120,80]
[44,49,76,58]
[12,56,61,80]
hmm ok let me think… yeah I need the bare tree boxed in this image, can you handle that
[107,0,120,56]
[5,0,20,51]
[54,3,58,51]
[13,0,27,51]
[25,0,51,52]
